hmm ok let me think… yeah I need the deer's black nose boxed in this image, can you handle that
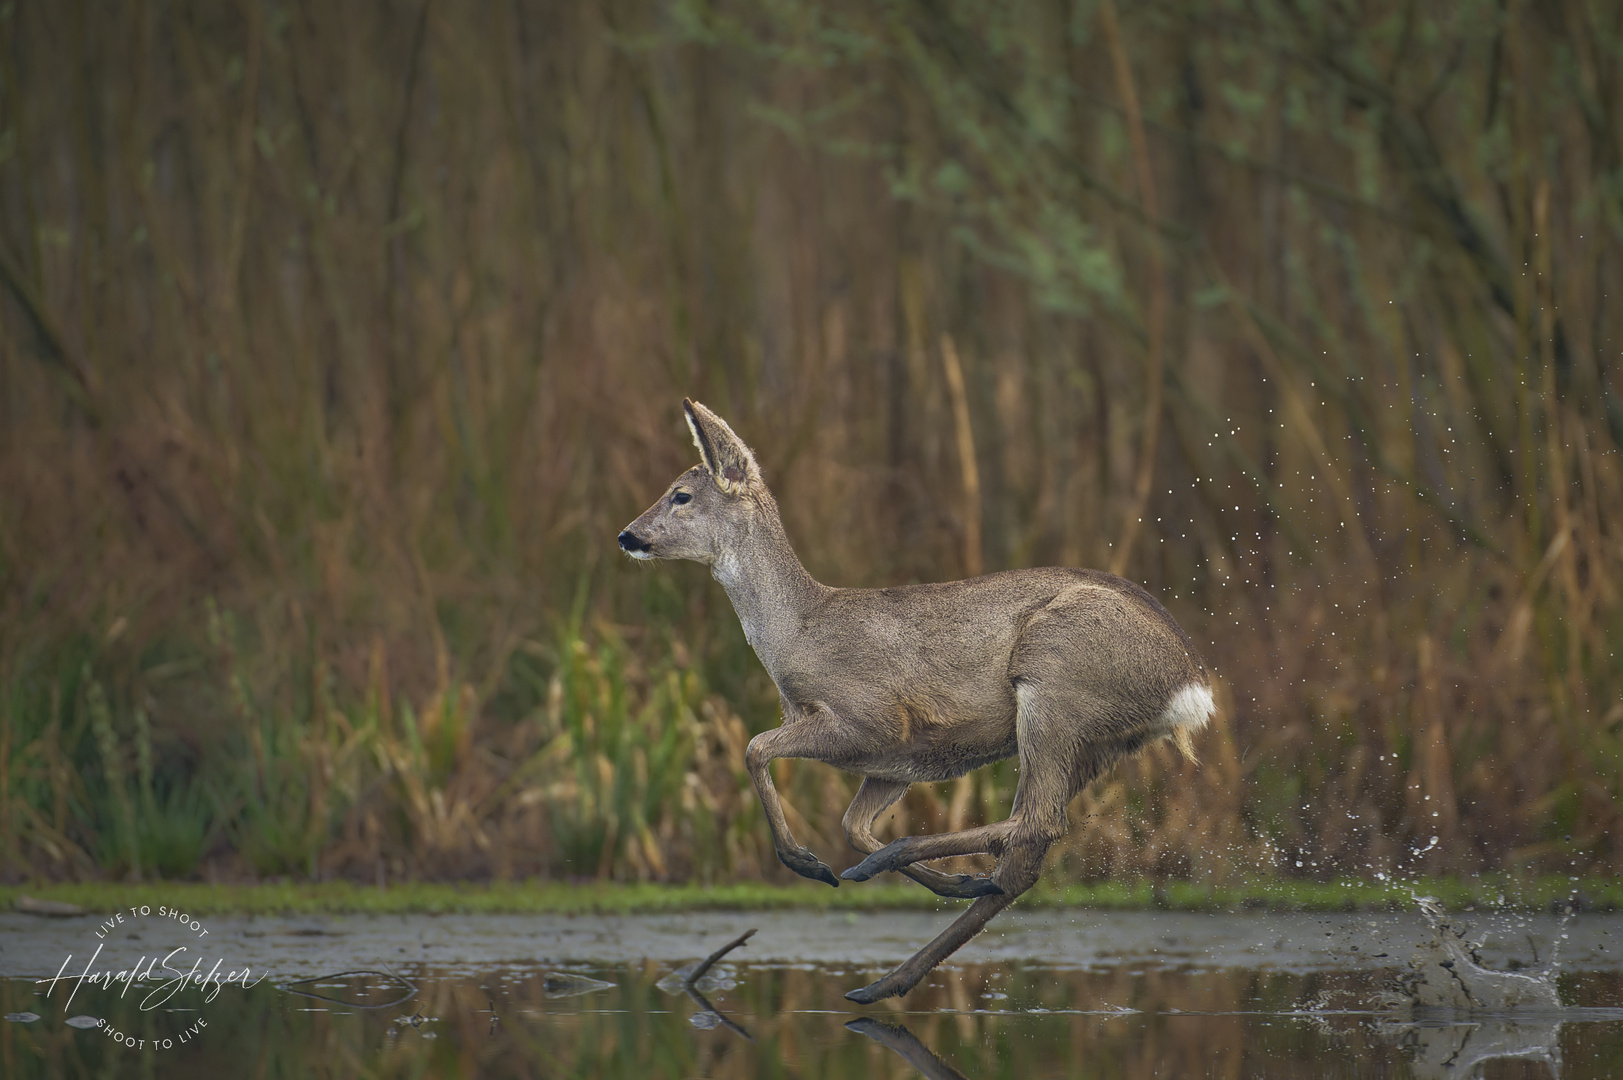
[618,530,652,553]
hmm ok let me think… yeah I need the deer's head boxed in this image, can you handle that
[618,399,769,567]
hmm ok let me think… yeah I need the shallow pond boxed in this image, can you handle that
[3,908,1622,1077]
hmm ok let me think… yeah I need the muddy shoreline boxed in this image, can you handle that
[5,908,1619,980]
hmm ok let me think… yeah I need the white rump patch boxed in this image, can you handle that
[1160,683,1215,733]
[1156,683,1215,762]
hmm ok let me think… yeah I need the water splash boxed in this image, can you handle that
[1393,895,1562,1014]
[1377,895,1568,1079]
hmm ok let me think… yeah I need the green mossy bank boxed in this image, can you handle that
[3,877,1617,919]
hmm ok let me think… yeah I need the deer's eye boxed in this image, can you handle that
[672,491,692,506]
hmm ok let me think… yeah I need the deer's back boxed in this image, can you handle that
[763,567,1207,782]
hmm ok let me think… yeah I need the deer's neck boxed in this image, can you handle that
[712,505,825,671]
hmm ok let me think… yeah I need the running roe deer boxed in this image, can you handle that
[618,400,1215,1003]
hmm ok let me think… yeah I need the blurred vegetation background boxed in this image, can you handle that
[1,0,1620,888]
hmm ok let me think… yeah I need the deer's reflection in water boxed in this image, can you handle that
[10,951,1623,1079]
[847,1017,970,1080]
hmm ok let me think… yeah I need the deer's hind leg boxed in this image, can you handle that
[845,685,1106,1002]
[840,681,1097,883]
[843,777,1003,900]
[841,684,1074,881]
[844,823,1052,1003]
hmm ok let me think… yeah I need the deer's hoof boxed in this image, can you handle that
[844,976,902,1005]
[842,841,907,882]
[929,874,1005,900]
[780,849,839,888]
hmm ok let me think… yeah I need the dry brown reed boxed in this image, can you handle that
[0,0,1619,885]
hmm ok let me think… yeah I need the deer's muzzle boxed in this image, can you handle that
[618,530,654,558]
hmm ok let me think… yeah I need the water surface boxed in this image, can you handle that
[4,908,1621,1077]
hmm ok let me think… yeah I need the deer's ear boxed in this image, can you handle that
[683,399,722,478]
[683,398,760,495]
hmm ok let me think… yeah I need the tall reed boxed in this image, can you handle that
[0,0,1618,883]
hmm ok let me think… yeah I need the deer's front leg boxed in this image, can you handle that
[745,721,839,888]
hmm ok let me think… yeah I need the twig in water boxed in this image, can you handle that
[684,985,754,1041]
[682,928,756,988]
[660,928,758,1041]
